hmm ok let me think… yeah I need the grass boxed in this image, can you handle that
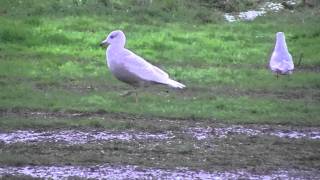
[1,79,319,125]
[0,4,319,125]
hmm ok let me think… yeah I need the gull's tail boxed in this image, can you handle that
[166,79,186,89]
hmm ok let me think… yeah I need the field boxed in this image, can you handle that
[0,0,320,179]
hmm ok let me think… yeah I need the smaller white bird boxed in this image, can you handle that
[100,30,185,101]
[269,32,294,77]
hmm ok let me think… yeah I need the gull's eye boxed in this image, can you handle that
[110,33,118,39]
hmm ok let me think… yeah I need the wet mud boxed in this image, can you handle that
[0,165,318,180]
[0,130,174,144]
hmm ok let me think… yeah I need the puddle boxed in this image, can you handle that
[224,1,297,22]
[0,130,174,144]
[0,125,320,144]
[270,131,320,139]
[0,165,318,180]
[187,126,320,140]
[1,126,319,145]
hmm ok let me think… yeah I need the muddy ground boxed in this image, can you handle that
[0,109,319,179]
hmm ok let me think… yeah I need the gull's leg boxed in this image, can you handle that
[276,72,279,79]
[120,89,139,103]
[297,53,303,67]
[134,91,138,103]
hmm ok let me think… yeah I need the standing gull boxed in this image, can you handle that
[100,30,185,101]
[269,32,294,77]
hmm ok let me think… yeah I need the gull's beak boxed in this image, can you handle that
[100,39,109,47]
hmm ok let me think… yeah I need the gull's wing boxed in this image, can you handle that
[286,53,294,70]
[121,49,169,84]
[152,64,169,78]
[270,51,294,73]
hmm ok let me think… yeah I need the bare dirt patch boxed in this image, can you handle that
[184,86,320,101]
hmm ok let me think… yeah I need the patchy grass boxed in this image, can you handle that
[0,1,320,128]
[0,136,319,172]
[1,77,319,125]
[0,111,179,132]
[0,17,320,125]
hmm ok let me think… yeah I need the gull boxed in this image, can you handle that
[100,30,185,101]
[269,32,294,78]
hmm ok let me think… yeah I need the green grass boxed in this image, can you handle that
[0,0,320,126]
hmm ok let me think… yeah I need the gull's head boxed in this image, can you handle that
[276,32,285,42]
[100,30,126,48]
[275,32,289,51]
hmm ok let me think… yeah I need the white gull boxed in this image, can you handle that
[269,32,294,76]
[100,30,185,89]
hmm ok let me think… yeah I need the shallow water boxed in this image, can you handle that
[0,126,319,145]
[187,126,320,140]
[0,130,174,144]
[0,165,318,180]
